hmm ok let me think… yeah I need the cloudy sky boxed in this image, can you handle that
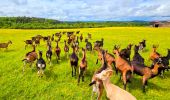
[0,0,170,21]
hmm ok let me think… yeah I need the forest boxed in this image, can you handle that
[0,17,150,29]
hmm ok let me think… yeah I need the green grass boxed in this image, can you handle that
[0,27,170,100]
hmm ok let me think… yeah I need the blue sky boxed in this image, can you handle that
[0,0,170,21]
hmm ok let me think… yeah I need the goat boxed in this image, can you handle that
[113,45,133,90]
[80,34,83,42]
[132,45,145,65]
[88,33,92,39]
[70,45,79,77]
[51,34,54,41]
[89,50,108,100]
[78,48,87,83]
[94,46,116,73]
[55,40,61,63]
[24,40,33,49]
[64,40,69,58]
[76,31,80,34]
[152,49,170,77]
[0,40,12,49]
[46,44,52,65]
[34,39,40,46]
[94,38,104,48]
[120,44,133,61]
[95,69,136,100]
[139,40,146,51]
[85,39,92,51]
[36,51,46,77]
[149,45,160,61]
[131,58,164,92]
[22,45,38,72]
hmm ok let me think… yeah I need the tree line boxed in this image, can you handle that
[0,17,150,29]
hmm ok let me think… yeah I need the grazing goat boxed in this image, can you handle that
[139,40,146,51]
[46,44,52,65]
[132,45,145,65]
[0,40,12,49]
[120,44,133,61]
[85,39,92,51]
[80,34,83,42]
[36,51,46,77]
[70,45,79,77]
[95,69,136,100]
[22,45,38,72]
[24,40,33,49]
[149,45,160,61]
[55,40,61,62]
[78,48,87,83]
[113,45,133,90]
[64,40,69,58]
[94,38,104,48]
[131,58,164,92]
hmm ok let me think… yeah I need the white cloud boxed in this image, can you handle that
[0,0,170,21]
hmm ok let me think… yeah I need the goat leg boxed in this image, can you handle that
[96,59,98,64]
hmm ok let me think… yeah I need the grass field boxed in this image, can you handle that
[0,27,170,100]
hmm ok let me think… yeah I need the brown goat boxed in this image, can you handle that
[78,48,87,83]
[22,45,38,72]
[0,40,12,49]
[55,40,61,63]
[24,40,33,49]
[94,47,116,72]
[113,45,133,90]
[149,45,160,61]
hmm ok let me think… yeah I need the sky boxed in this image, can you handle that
[0,0,170,21]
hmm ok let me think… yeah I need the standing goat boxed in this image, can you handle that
[36,51,46,77]
[22,45,37,72]
[78,48,87,83]
[46,44,52,65]
[70,45,79,77]
[113,45,133,90]
[64,40,69,58]
[55,40,61,63]
[0,40,12,50]
[120,44,133,61]
[95,69,136,100]
[149,45,160,61]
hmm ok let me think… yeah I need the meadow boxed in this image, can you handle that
[0,27,170,100]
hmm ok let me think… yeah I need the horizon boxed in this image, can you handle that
[0,0,170,21]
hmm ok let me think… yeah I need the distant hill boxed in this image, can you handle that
[0,17,150,29]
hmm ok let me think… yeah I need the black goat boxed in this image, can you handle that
[94,38,104,48]
[70,46,79,77]
[85,39,92,51]
[36,51,46,77]
[132,45,145,65]
[46,44,52,65]
[120,44,133,61]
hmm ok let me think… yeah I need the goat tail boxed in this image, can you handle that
[89,81,96,86]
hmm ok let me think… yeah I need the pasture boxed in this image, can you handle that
[0,27,170,100]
